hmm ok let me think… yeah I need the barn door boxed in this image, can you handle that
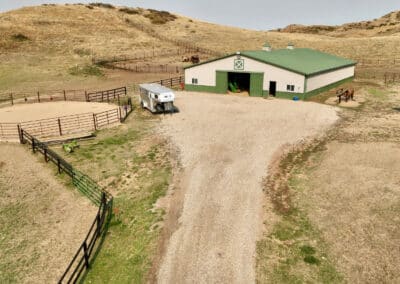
[250,73,264,97]
[216,71,228,94]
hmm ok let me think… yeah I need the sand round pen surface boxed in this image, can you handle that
[0,101,118,123]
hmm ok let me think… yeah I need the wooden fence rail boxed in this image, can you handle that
[0,102,132,142]
[20,130,113,283]
[150,75,185,89]
[92,47,210,65]
[105,62,184,74]
[0,86,128,108]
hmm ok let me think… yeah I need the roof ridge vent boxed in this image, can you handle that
[263,42,272,52]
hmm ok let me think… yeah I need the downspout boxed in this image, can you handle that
[303,75,308,100]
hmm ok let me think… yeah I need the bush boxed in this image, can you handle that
[89,3,115,9]
[11,33,29,41]
[119,7,140,15]
[69,64,103,77]
[144,9,177,25]
[304,255,320,265]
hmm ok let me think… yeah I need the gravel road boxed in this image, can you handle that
[157,92,338,284]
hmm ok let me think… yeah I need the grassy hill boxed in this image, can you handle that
[278,11,400,37]
[0,3,399,92]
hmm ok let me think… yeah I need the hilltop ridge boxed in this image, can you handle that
[278,10,400,37]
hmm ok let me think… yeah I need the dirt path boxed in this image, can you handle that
[0,101,117,123]
[157,92,338,283]
[0,144,96,283]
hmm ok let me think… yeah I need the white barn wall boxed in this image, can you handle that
[185,55,306,93]
[307,66,355,92]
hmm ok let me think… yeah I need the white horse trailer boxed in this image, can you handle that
[139,83,175,113]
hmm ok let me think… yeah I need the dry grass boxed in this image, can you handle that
[278,10,400,37]
[0,144,96,283]
[0,4,400,94]
[257,83,400,283]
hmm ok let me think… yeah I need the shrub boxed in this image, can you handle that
[300,245,316,255]
[304,255,320,265]
[89,2,115,9]
[119,7,140,15]
[144,9,177,25]
[11,33,29,41]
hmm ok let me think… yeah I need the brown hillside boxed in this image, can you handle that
[278,11,400,37]
[0,4,399,91]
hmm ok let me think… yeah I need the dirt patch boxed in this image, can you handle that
[0,144,96,283]
[157,92,338,283]
[0,101,117,123]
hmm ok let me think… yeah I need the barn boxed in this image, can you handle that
[184,44,356,99]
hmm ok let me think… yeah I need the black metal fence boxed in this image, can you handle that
[86,87,127,104]
[20,130,113,283]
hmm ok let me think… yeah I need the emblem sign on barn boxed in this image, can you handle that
[234,59,244,70]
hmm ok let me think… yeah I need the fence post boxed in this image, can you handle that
[17,125,23,144]
[32,139,36,153]
[57,158,62,174]
[83,242,90,269]
[58,118,63,136]
[170,78,173,87]
[44,148,48,163]
[10,93,13,106]
[93,114,97,131]
[85,91,89,102]
[117,94,120,106]
[118,107,122,122]
[96,212,101,235]
[37,92,40,103]
[63,90,66,101]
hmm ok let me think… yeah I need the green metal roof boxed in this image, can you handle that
[185,48,356,77]
[241,48,356,76]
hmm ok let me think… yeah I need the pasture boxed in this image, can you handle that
[1,3,400,283]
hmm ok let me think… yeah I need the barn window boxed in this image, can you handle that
[192,78,198,85]
[287,85,295,92]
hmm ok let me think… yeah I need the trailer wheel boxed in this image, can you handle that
[140,101,145,109]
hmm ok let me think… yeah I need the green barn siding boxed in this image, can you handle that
[216,71,228,94]
[249,73,264,97]
[185,84,218,93]
[304,76,354,100]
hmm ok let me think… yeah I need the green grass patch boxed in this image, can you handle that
[69,64,103,77]
[257,140,343,283]
[53,113,172,283]
[369,88,387,97]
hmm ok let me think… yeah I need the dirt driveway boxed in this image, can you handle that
[157,92,338,283]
